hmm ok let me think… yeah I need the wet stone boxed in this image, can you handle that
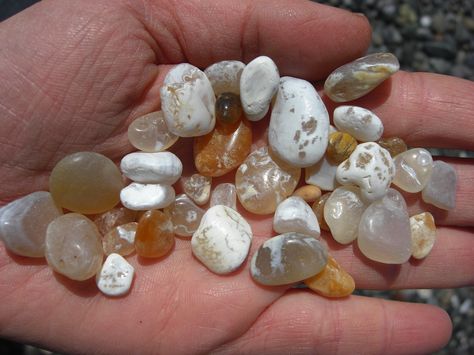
[204,60,245,96]
[93,207,138,236]
[210,183,237,210]
[273,196,320,238]
[292,185,322,203]
[421,161,457,210]
[164,194,205,237]
[127,111,178,152]
[378,137,408,157]
[333,106,384,142]
[49,152,124,214]
[182,174,212,206]
[215,92,243,125]
[410,212,436,259]
[393,148,433,193]
[96,253,135,297]
[250,232,328,286]
[102,222,137,256]
[304,255,355,298]
[305,156,339,191]
[324,52,400,102]
[235,146,301,215]
[326,132,358,164]
[312,193,331,232]
[135,210,175,258]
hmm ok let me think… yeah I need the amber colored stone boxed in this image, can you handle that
[93,207,138,236]
[326,132,357,164]
[102,222,137,256]
[215,93,242,125]
[182,174,212,205]
[304,255,355,298]
[194,118,252,177]
[292,185,322,203]
[377,137,408,157]
[49,152,124,214]
[410,212,436,259]
[135,210,174,258]
[311,193,331,232]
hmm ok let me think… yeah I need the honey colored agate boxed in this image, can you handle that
[49,152,124,214]
[378,137,408,157]
[182,174,212,205]
[215,93,242,125]
[93,207,138,236]
[102,222,137,256]
[135,210,174,258]
[312,193,331,232]
[304,255,355,298]
[194,118,252,177]
[292,185,322,203]
[326,132,357,164]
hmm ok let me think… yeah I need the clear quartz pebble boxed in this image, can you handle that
[273,196,320,238]
[164,194,205,237]
[210,183,237,210]
[235,146,301,215]
[204,60,245,96]
[393,148,433,193]
[358,189,412,264]
[45,213,104,281]
[93,207,138,236]
[410,212,436,259]
[127,111,178,152]
[324,186,368,244]
[96,253,135,297]
[324,52,400,102]
[421,161,457,210]
[250,232,328,286]
[102,222,137,256]
[0,191,63,257]
[305,156,339,191]
[181,174,212,206]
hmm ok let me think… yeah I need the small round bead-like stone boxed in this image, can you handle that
[311,193,331,232]
[410,212,436,259]
[102,222,137,256]
[181,174,212,206]
[127,111,178,152]
[392,148,433,193]
[45,213,103,281]
[377,137,408,157]
[93,207,138,236]
[326,132,358,164]
[215,93,242,125]
[135,210,174,258]
[164,194,205,237]
[96,253,135,297]
[292,185,322,203]
[49,152,124,214]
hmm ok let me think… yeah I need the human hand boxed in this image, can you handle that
[0,0,473,353]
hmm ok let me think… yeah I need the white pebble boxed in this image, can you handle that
[204,60,245,96]
[120,151,182,184]
[96,253,134,297]
[120,183,175,210]
[305,155,339,191]
[333,106,384,142]
[273,196,320,238]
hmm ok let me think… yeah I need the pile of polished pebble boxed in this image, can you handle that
[0,53,457,298]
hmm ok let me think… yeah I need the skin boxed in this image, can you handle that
[0,0,473,353]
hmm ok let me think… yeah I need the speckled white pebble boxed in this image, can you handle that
[273,196,320,237]
[120,151,182,184]
[191,205,252,274]
[269,77,329,167]
[120,183,175,210]
[240,56,280,121]
[96,253,134,297]
[337,142,395,201]
[160,63,216,137]
[333,106,384,142]
[305,155,339,191]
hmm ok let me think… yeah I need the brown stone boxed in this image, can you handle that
[326,132,358,164]
[377,137,408,157]
[215,92,242,125]
[292,185,322,203]
[135,210,174,258]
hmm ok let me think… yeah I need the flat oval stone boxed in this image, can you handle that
[333,106,384,142]
[120,183,175,211]
[204,60,245,96]
[127,111,178,152]
[164,194,205,237]
[191,205,252,274]
[326,132,358,164]
[273,196,320,238]
[194,118,252,177]
[378,136,407,157]
[160,63,216,137]
[96,253,135,297]
[121,151,182,185]
[135,210,174,258]
[236,146,301,215]
[102,222,137,256]
[421,161,457,210]
[393,148,433,193]
[181,174,212,205]
[292,185,322,203]
[304,255,355,298]
[215,92,243,125]
[324,52,400,102]
[240,56,280,121]
[269,77,330,167]
[93,207,138,236]
[410,212,436,259]
[324,186,367,244]
[337,142,395,201]
[358,189,412,264]
[311,193,331,232]
[305,156,339,191]
[210,183,237,210]
[49,152,124,214]
[250,232,328,286]
[45,213,103,281]
[0,191,63,257]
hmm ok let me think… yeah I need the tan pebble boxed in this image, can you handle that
[326,132,358,164]
[292,185,322,203]
[410,212,436,259]
[378,137,408,157]
[311,193,331,232]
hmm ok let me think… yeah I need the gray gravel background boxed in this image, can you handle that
[0,0,473,354]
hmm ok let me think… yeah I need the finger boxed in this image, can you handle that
[215,290,451,355]
[139,0,371,79]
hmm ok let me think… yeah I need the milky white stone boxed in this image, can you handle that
[337,142,395,201]
[410,212,436,259]
[160,63,216,137]
[421,161,457,210]
[204,60,245,96]
[240,56,279,121]
[120,151,182,184]
[358,189,412,264]
[120,183,175,210]
[269,77,330,167]
[192,205,252,274]
[0,191,62,257]
[393,148,433,193]
[210,183,237,210]
[305,155,339,191]
[273,196,320,237]
[96,253,135,297]
[324,186,368,244]
[333,106,384,142]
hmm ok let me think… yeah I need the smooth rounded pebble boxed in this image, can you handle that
[393,148,433,193]
[421,161,457,210]
[410,212,436,259]
[273,196,320,238]
[333,106,384,142]
[305,156,339,191]
[120,151,182,184]
[120,183,175,210]
[204,60,245,96]
[96,253,135,297]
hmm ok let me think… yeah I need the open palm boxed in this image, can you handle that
[1,0,473,353]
